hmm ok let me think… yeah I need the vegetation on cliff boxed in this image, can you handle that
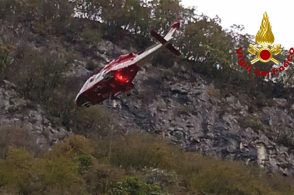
[0,133,293,194]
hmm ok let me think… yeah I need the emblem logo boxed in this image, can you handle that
[248,12,281,65]
[235,12,294,77]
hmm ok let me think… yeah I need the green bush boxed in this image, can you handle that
[96,133,177,170]
[78,154,93,173]
[0,136,93,194]
[0,148,83,194]
[187,162,276,195]
[109,177,164,195]
[35,157,82,193]
[46,135,95,159]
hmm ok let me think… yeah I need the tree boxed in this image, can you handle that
[0,0,74,34]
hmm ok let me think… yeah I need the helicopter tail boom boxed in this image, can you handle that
[150,29,181,56]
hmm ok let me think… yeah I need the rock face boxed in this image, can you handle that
[92,44,294,176]
[0,80,69,151]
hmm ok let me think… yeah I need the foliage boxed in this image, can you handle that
[72,0,239,76]
[109,177,163,195]
[0,0,74,35]
[177,15,233,66]
[0,147,83,194]
[96,133,177,170]
[6,43,68,104]
[71,106,115,138]
[0,127,39,158]
[95,133,294,194]
[80,26,102,44]
[0,134,293,194]
[0,44,12,80]
[1,0,294,85]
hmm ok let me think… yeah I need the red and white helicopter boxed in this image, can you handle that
[75,21,181,107]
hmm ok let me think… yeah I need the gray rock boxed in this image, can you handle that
[96,40,128,58]
[109,66,294,176]
[273,98,287,107]
[0,80,70,152]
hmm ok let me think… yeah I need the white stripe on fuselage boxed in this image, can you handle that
[76,71,104,98]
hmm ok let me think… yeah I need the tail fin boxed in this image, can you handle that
[150,21,181,56]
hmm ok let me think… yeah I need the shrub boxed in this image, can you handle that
[0,148,36,194]
[80,27,102,44]
[35,157,82,194]
[0,0,74,35]
[0,127,39,158]
[8,44,68,105]
[0,44,12,80]
[72,106,116,139]
[143,168,180,193]
[0,134,293,194]
[96,133,178,170]
[187,161,276,194]
[78,154,93,173]
[46,135,95,160]
[46,135,127,194]
[96,133,294,194]
[83,163,127,194]
[109,177,164,195]
[0,136,90,194]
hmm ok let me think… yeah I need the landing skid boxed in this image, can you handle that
[81,101,92,107]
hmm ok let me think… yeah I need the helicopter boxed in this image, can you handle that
[75,21,181,107]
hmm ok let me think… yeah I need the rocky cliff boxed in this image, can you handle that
[114,70,294,176]
[0,80,69,152]
[1,35,294,176]
[83,40,294,176]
